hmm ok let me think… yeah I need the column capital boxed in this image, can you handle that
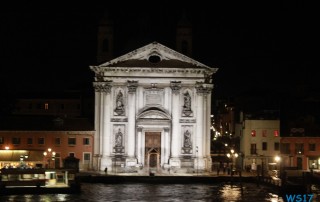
[127,80,138,93]
[93,81,112,93]
[137,126,143,132]
[195,82,213,95]
[170,81,182,94]
[164,127,170,132]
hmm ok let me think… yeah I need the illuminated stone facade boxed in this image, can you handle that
[90,42,217,174]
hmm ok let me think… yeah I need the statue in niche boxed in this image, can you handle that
[115,128,123,147]
[114,90,125,115]
[182,91,192,116]
[184,130,192,148]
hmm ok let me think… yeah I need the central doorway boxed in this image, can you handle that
[145,132,161,172]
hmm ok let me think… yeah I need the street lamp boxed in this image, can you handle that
[227,149,238,175]
[274,155,281,178]
[43,148,56,168]
[19,154,29,168]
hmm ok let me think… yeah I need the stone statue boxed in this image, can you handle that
[115,129,123,147]
[182,91,192,116]
[114,90,125,115]
[183,91,191,111]
[116,91,124,110]
[184,130,192,148]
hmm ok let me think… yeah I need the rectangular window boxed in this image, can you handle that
[274,130,279,137]
[274,142,280,151]
[281,143,290,154]
[262,130,267,137]
[12,137,21,145]
[295,143,304,154]
[61,104,64,110]
[83,138,90,145]
[84,153,91,161]
[250,144,257,154]
[55,138,61,145]
[68,137,76,145]
[27,138,33,145]
[38,137,45,145]
[45,103,49,110]
[262,142,267,150]
[37,103,41,109]
[251,130,256,137]
[309,143,316,152]
[0,137,4,144]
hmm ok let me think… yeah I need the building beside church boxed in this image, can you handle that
[90,42,218,174]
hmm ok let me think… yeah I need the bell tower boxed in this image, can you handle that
[96,10,114,64]
[176,9,192,57]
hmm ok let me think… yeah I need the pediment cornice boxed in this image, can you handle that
[90,42,218,75]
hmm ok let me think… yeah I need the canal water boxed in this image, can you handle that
[0,183,320,202]
[1,182,319,201]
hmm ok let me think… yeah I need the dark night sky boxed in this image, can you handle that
[0,1,318,98]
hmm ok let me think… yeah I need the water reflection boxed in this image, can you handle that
[0,182,293,202]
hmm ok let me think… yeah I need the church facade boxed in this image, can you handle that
[90,42,218,174]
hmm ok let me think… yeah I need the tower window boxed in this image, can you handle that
[181,40,188,55]
[102,38,109,52]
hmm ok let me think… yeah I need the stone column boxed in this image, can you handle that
[195,83,204,158]
[202,84,213,171]
[93,82,102,171]
[137,127,143,164]
[126,81,138,166]
[100,82,112,171]
[164,127,170,166]
[205,85,213,157]
[169,81,181,167]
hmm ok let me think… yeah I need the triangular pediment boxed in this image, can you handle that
[97,41,215,71]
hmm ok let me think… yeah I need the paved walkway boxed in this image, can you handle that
[78,169,258,178]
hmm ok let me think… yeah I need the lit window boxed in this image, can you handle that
[251,130,256,137]
[45,103,49,110]
[274,130,279,137]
